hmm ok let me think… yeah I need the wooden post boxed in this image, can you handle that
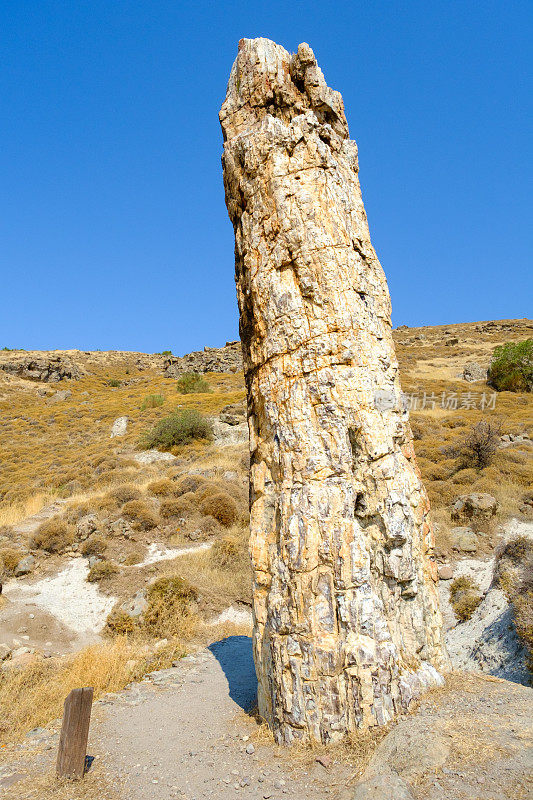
[56,687,94,779]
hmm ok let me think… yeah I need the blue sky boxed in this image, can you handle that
[1,1,531,354]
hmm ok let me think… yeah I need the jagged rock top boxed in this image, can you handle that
[220,38,349,140]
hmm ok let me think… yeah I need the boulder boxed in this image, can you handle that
[110,416,128,438]
[76,514,99,541]
[451,493,498,523]
[438,564,454,580]
[0,644,12,661]
[463,362,487,382]
[451,527,478,553]
[353,768,414,800]
[49,389,72,403]
[14,555,36,577]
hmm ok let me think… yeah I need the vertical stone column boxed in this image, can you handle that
[220,38,448,745]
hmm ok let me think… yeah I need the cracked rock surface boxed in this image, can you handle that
[220,37,448,744]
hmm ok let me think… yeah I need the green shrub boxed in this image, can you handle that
[141,394,165,410]
[106,379,121,388]
[87,560,118,582]
[488,339,533,392]
[141,409,212,451]
[176,372,211,394]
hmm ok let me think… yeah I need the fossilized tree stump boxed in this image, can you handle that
[220,37,448,744]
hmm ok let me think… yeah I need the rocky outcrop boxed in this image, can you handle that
[164,342,242,377]
[0,354,82,382]
[221,38,447,744]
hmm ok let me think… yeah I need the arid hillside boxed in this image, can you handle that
[0,317,532,758]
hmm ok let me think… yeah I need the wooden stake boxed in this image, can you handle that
[56,687,94,779]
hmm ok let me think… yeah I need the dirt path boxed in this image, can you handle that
[3,637,532,800]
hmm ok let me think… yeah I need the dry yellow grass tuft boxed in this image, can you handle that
[0,637,184,744]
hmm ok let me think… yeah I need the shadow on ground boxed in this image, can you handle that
[208,635,257,712]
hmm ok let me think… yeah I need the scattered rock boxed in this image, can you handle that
[451,493,498,523]
[353,768,414,800]
[120,590,148,619]
[164,342,242,377]
[438,564,454,580]
[76,514,99,540]
[14,554,36,577]
[211,419,248,447]
[463,362,488,382]
[132,450,178,465]
[0,644,11,661]
[48,389,72,403]
[111,416,128,438]
[451,527,478,553]
[0,354,82,382]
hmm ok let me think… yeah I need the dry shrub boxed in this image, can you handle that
[108,484,142,505]
[143,575,198,638]
[0,547,23,576]
[87,560,118,582]
[93,494,119,513]
[106,610,136,635]
[122,499,160,530]
[455,420,502,470]
[449,576,483,621]
[80,534,108,557]
[123,550,144,565]
[32,517,74,553]
[64,500,91,522]
[160,494,196,519]
[173,474,207,495]
[147,478,176,497]
[199,492,239,527]
[210,530,248,569]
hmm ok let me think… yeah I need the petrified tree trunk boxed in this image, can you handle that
[220,38,448,745]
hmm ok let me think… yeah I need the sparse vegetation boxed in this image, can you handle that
[0,547,23,576]
[494,536,533,670]
[87,560,118,582]
[142,575,198,638]
[488,339,533,392]
[176,371,211,394]
[455,419,502,470]
[141,393,165,410]
[0,638,184,744]
[106,378,121,388]
[449,576,483,621]
[141,409,212,451]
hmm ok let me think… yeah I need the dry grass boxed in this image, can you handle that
[0,637,184,745]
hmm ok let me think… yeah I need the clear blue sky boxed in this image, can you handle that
[1,1,531,354]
